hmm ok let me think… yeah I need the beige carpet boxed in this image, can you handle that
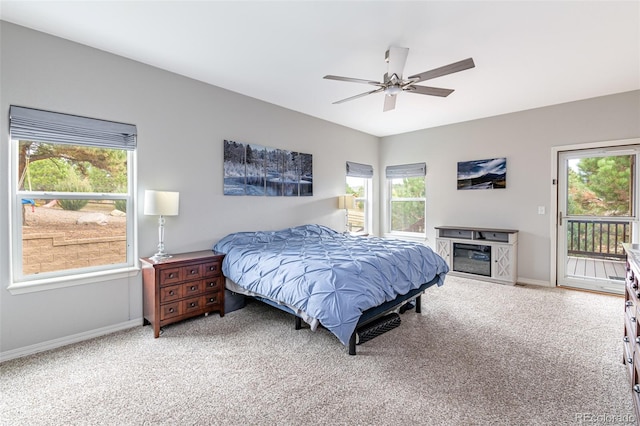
[0,276,635,425]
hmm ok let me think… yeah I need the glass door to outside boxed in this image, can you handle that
[557,146,639,294]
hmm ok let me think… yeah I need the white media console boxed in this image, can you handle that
[435,226,518,285]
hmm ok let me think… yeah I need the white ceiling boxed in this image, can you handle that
[1,1,639,137]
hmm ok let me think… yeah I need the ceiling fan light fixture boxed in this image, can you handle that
[385,85,402,96]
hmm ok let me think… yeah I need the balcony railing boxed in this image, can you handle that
[567,219,631,260]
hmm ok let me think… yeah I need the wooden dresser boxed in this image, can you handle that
[141,250,225,337]
[622,243,640,419]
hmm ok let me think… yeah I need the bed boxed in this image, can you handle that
[213,224,449,354]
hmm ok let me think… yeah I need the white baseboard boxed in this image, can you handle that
[0,318,142,363]
[516,277,553,287]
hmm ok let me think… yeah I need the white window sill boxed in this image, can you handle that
[8,266,140,295]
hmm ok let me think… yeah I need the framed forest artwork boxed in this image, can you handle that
[223,140,313,196]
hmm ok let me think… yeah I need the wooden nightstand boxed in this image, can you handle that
[141,250,225,337]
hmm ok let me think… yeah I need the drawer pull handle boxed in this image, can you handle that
[635,385,640,394]
[209,266,216,271]
[209,298,215,302]
[190,269,196,274]
[190,302,196,308]
[169,273,174,278]
[190,286,196,291]
[169,290,174,296]
[624,336,630,343]
[208,282,215,287]
[627,301,633,307]
[169,308,175,313]
[628,357,634,364]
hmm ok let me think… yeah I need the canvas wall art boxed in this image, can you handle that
[223,140,313,196]
[457,157,506,190]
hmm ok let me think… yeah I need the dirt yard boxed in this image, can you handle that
[22,203,127,240]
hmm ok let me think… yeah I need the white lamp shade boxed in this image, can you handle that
[337,194,355,210]
[144,190,180,216]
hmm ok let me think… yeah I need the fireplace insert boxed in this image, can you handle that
[452,242,491,277]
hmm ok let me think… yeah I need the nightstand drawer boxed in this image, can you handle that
[159,267,182,286]
[183,280,203,297]
[183,296,202,314]
[203,276,223,292]
[204,293,222,307]
[183,264,203,280]
[203,260,222,277]
[161,284,183,302]
[161,302,181,320]
[627,309,638,340]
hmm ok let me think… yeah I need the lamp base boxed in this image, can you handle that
[150,215,172,262]
[149,252,172,262]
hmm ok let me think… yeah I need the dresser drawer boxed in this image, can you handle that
[161,284,183,302]
[182,297,203,314]
[183,280,204,297]
[161,302,182,321]
[626,296,637,323]
[203,276,224,292]
[159,267,183,286]
[204,292,222,307]
[626,312,638,344]
[183,264,203,280]
[203,260,222,277]
[182,296,206,314]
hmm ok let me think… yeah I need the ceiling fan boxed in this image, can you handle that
[324,46,475,112]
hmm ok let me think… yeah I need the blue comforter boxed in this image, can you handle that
[213,224,448,346]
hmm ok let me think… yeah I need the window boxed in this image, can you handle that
[387,163,426,236]
[345,161,373,234]
[9,106,137,287]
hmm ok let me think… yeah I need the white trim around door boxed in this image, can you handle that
[550,138,640,293]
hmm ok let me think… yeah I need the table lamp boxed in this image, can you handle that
[144,190,180,261]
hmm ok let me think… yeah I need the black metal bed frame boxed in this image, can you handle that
[253,277,440,355]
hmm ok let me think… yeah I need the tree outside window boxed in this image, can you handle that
[567,155,632,217]
[390,176,426,234]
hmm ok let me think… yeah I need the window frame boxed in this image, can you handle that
[385,163,427,240]
[8,108,138,294]
[345,175,372,235]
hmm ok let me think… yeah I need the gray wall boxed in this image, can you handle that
[0,22,379,358]
[1,21,639,360]
[380,91,640,284]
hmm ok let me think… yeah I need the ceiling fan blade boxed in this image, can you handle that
[408,58,475,83]
[385,46,409,80]
[383,94,397,112]
[324,75,382,86]
[333,87,384,104]
[406,85,455,97]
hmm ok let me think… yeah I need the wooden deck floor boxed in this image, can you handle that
[567,256,627,281]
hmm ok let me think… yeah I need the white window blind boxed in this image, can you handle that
[385,162,426,178]
[346,161,374,178]
[9,106,137,150]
